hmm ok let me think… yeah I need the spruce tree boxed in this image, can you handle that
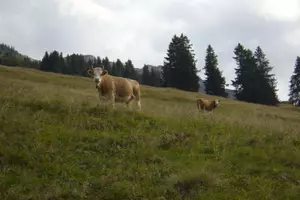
[203,45,228,97]
[232,43,257,103]
[232,44,279,106]
[150,68,161,87]
[87,59,93,68]
[102,57,112,74]
[111,61,117,76]
[96,56,102,66]
[254,46,279,105]
[48,51,61,73]
[142,65,151,85]
[124,59,137,80]
[112,59,124,77]
[40,51,50,71]
[289,56,300,106]
[162,34,200,91]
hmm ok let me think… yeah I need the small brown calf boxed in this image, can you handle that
[196,98,220,112]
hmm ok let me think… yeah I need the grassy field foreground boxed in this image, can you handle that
[0,65,300,199]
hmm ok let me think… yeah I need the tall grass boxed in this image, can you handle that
[0,65,300,199]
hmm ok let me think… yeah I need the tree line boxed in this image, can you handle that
[0,43,39,68]
[161,34,300,107]
[1,33,300,107]
[38,50,162,86]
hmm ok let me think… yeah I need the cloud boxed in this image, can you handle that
[258,0,300,21]
[1,0,300,101]
[56,0,115,22]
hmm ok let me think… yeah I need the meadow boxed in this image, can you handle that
[0,65,300,199]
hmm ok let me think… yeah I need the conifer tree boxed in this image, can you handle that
[232,44,279,105]
[112,59,124,77]
[254,46,279,105]
[162,34,200,91]
[232,43,257,102]
[150,68,161,87]
[289,56,300,106]
[102,57,112,74]
[124,59,137,80]
[96,56,102,66]
[203,45,228,97]
[40,51,50,71]
[48,51,61,73]
[142,65,151,85]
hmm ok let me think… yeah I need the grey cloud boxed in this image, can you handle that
[0,0,86,58]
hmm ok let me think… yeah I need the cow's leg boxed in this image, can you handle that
[136,95,141,111]
[98,92,110,108]
[136,100,141,111]
[200,105,205,112]
[125,95,134,111]
[98,92,104,103]
[112,94,116,110]
[106,92,115,110]
[197,100,201,112]
[134,92,142,111]
[127,101,133,111]
[198,104,202,112]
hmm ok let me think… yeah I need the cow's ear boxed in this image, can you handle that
[87,69,93,76]
[102,70,108,76]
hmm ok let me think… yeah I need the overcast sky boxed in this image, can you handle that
[1,0,300,101]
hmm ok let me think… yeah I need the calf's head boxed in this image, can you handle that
[87,67,108,84]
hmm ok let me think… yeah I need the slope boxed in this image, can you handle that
[0,65,300,200]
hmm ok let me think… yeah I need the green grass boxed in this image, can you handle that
[0,65,300,199]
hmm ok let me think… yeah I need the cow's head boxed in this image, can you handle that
[214,99,220,107]
[87,66,108,84]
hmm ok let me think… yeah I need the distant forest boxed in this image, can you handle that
[0,43,161,88]
[1,35,300,107]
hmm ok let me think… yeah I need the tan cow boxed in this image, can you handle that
[87,66,141,111]
[196,98,220,112]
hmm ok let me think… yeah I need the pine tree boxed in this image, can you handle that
[150,67,161,87]
[58,52,68,74]
[112,59,124,77]
[40,51,50,71]
[162,34,200,91]
[87,59,93,69]
[102,57,112,74]
[96,56,102,67]
[254,46,279,105]
[203,45,228,97]
[161,60,171,87]
[232,43,257,103]
[232,44,279,106]
[124,59,137,80]
[142,65,151,85]
[111,61,117,76]
[48,51,62,73]
[289,56,300,106]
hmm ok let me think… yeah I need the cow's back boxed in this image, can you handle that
[112,76,134,97]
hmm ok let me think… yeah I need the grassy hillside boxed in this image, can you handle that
[0,65,300,199]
